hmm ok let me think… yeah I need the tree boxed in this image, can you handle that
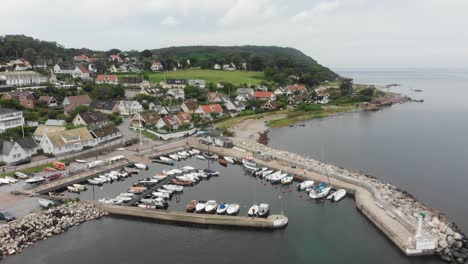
[23,48,37,67]
[249,55,264,71]
[141,49,152,58]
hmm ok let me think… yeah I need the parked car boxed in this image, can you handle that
[0,211,16,222]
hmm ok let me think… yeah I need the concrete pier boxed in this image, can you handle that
[97,203,288,229]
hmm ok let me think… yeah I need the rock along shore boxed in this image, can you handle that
[0,202,107,261]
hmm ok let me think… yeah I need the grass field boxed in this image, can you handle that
[116,69,266,85]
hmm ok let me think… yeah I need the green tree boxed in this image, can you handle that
[22,48,37,67]
[141,49,152,58]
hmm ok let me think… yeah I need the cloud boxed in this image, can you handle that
[218,0,276,26]
[160,16,180,25]
[290,0,341,22]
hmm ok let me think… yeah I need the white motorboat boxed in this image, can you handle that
[169,154,180,161]
[67,186,81,193]
[265,170,282,181]
[72,184,86,191]
[258,170,273,178]
[134,163,148,170]
[204,200,218,214]
[87,179,100,185]
[157,188,174,195]
[116,195,132,202]
[298,180,315,191]
[139,178,159,185]
[170,169,183,175]
[224,156,235,164]
[107,173,119,180]
[187,150,195,156]
[281,176,294,185]
[5,176,18,183]
[327,189,347,202]
[26,176,46,184]
[270,173,288,184]
[191,149,200,154]
[75,159,86,163]
[159,156,172,162]
[153,174,168,181]
[182,166,195,172]
[177,152,187,159]
[258,203,270,218]
[248,204,259,217]
[0,178,9,185]
[309,186,332,199]
[203,169,220,176]
[195,200,207,213]
[14,172,29,179]
[94,177,107,184]
[216,203,229,214]
[226,203,240,215]
[116,147,126,151]
[119,193,135,197]
[124,167,139,173]
[151,192,170,199]
[99,175,112,182]
[162,184,184,192]
[242,157,257,171]
[254,167,268,176]
[195,155,206,160]
[38,199,54,208]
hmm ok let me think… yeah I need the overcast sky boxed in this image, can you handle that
[2,0,468,69]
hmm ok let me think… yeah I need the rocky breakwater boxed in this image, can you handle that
[233,138,467,263]
[0,202,108,261]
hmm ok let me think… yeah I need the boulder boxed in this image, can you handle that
[440,239,449,248]
[454,233,463,241]
[447,227,455,236]
[433,217,441,226]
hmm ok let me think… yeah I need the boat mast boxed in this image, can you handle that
[322,145,331,186]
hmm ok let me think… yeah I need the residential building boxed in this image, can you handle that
[53,63,75,74]
[223,63,236,71]
[0,71,47,87]
[236,88,254,99]
[166,105,182,114]
[207,92,226,103]
[166,88,185,100]
[224,99,245,112]
[286,84,307,95]
[160,79,186,89]
[0,137,37,165]
[40,127,95,155]
[63,95,92,114]
[44,119,66,126]
[188,79,205,89]
[109,54,123,63]
[156,115,180,130]
[130,110,160,128]
[89,101,117,114]
[121,76,143,87]
[90,126,122,144]
[254,91,274,101]
[2,91,35,108]
[180,100,198,114]
[0,108,24,133]
[115,100,143,116]
[274,87,286,95]
[213,64,221,70]
[72,65,90,80]
[195,104,223,117]
[72,111,108,128]
[263,100,278,111]
[96,74,118,85]
[256,85,269,92]
[175,112,192,125]
[156,106,169,115]
[74,54,96,62]
[38,96,58,108]
[151,61,164,71]
[33,125,66,142]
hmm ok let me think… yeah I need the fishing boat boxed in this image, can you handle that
[297,180,315,191]
[75,159,86,163]
[218,158,228,167]
[124,167,139,174]
[26,176,46,184]
[195,200,207,213]
[327,189,347,202]
[224,156,235,164]
[67,186,80,193]
[204,200,218,214]
[186,200,197,212]
[281,176,294,185]
[169,154,180,161]
[162,184,184,192]
[258,203,270,218]
[134,163,148,170]
[5,176,18,183]
[38,199,54,208]
[14,172,29,179]
[248,204,259,217]
[309,185,332,199]
[242,157,257,171]
[216,203,228,214]
[195,155,206,160]
[159,156,172,162]
[226,203,240,215]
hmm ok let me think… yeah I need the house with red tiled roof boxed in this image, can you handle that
[62,95,92,114]
[286,84,307,95]
[2,91,35,109]
[156,115,180,130]
[151,61,163,71]
[254,91,274,101]
[175,112,192,125]
[109,54,123,63]
[96,74,118,85]
[207,92,226,103]
[74,54,96,63]
[72,65,90,80]
[195,104,223,117]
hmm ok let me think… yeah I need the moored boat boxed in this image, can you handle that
[281,176,294,185]
[247,204,259,217]
[169,154,180,161]
[195,155,206,160]
[297,180,315,191]
[124,167,139,173]
[186,200,197,212]
[5,176,18,183]
[204,200,218,214]
[134,163,148,170]
[75,159,86,163]
[309,185,332,199]
[242,157,257,171]
[38,199,54,208]
[195,200,207,213]
[218,158,228,167]
[14,172,29,179]
[26,176,46,184]
[162,184,184,192]
[67,186,80,193]
[327,189,347,202]
[224,156,235,164]
[216,203,228,214]
[226,203,240,215]
[258,203,270,218]
[159,156,172,162]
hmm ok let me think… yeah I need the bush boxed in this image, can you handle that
[298,103,322,112]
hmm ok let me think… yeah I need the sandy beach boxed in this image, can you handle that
[231,114,286,141]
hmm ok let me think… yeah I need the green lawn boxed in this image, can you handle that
[116,69,266,85]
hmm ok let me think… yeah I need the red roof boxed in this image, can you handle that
[161,115,179,128]
[286,84,306,92]
[200,104,223,114]
[96,74,117,82]
[254,91,273,98]
[176,112,192,123]
[110,54,122,60]
[78,66,89,73]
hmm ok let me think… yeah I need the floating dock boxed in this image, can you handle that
[97,203,288,230]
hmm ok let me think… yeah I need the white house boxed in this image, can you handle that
[151,61,164,71]
[166,88,185,100]
[0,71,48,87]
[39,127,95,155]
[213,64,221,70]
[53,63,75,74]
[188,79,205,89]
[0,108,24,133]
[223,63,236,71]
[72,66,90,80]
[224,99,245,112]
[116,101,143,116]
[33,125,66,142]
[90,126,122,144]
[0,137,37,165]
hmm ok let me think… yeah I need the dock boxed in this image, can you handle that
[126,173,177,206]
[96,203,288,229]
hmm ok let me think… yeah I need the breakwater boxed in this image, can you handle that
[0,202,107,261]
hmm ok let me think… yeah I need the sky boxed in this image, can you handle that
[2,0,468,69]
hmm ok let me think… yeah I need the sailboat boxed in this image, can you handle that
[309,146,332,199]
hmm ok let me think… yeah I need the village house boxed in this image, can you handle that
[188,79,206,89]
[63,95,92,114]
[38,96,58,108]
[236,88,254,101]
[130,110,160,128]
[39,127,95,155]
[155,106,169,115]
[109,54,123,63]
[115,100,143,116]
[90,126,122,144]
[72,111,108,128]
[160,79,186,89]
[121,76,143,87]
[286,84,307,95]
[0,71,47,87]
[274,87,286,95]
[0,108,24,133]
[224,99,245,112]
[151,61,164,71]
[89,101,117,114]
[0,137,37,165]
[207,92,226,103]
[254,91,274,101]
[263,100,278,111]
[223,63,236,71]
[166,88,185,100]
[53,63,75,75]
[72,65,90,80]
[73,54,96,62]
[33,125,66,142]
[175,112,192,125]
[7,59,31,71]
[156,115,180,130]
[140,87,160,97]
[180,100,198,114]
[288,92,309,105]
[44,119,66,126]
[96,74,118,85]
[195,104,224,117]
[213,64,221,70]
[2,91,35,108]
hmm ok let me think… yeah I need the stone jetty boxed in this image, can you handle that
[0,202,107,261]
